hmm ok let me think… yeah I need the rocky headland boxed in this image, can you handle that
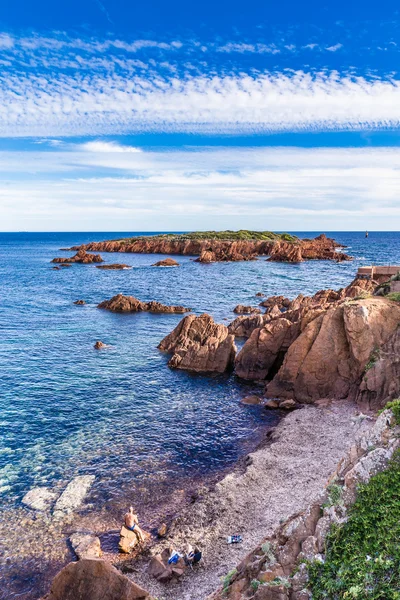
[98,293,191,314]
[65,231,352,263]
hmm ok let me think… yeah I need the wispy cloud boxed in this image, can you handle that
[326,43,343,52]
[80,141,142,152]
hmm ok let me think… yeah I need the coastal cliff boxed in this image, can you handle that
[67,231,352,263]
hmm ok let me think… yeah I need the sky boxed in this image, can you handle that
[1,0,400,231]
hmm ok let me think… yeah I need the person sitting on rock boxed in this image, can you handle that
[124,506,145,543]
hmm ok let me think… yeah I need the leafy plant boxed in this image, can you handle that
[322,483,344,509]
[308,450,400,599]
[387,292,400,302]
[379,399,400,425]
[365,347,380,372]
[222,569,237,593]
[251,579,261,591]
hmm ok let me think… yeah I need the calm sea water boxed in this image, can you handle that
[0,231,399,598]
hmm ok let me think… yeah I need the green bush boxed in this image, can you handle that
[308,450,400,599]
[379,399,400,425]
[365,348,380,372]
[222,569,237,593]
[387,292,400,302]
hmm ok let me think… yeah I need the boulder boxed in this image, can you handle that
[235,318,294,380]
[267,298,400,403]
[42,559,153,600]
[159,313,236,373]
[69,533,102,559]
[119,525,142,554]
[228,314,269,338]
[94,341,107,349]
[74,300,86,305]
[233,305,262,314]
[152,258,180,267]
[148,551,187,582]
[53,475,95,519]
[98,294,190,314]
[22,487,57,511]
[241,395,263,405]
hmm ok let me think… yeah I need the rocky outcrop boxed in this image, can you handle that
[233,305,262,314]
[98,294,191,314]
[158,313,237,373]
[228,314,270,338]
[357,326,400,411]
[74,300,86,305]
[96,263,131,270]
[210,409,399,600]
[42,559,153,600]
[119,525,150,554]
[71,233,351,263]
[267,298,400,403]
[52,249,103,264]
[152,258,180,267]
[148,546,188,583]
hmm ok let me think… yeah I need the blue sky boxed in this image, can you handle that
[1,0,400,231]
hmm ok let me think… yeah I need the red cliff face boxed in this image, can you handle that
[68,234,351,263]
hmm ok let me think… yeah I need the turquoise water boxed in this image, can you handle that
[0,231,398,598]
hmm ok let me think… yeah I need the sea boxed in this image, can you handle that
[0,231,399,599]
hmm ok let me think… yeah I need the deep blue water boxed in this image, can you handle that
[0,231,399,508]
[0,231,399,599]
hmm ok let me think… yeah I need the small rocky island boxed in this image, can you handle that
[64,231,352,263]
[98,293,191,314]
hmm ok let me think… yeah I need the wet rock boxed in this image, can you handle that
[98,293,190,314]
[96,264,131,270]
[59,263,72,268]
[241,395,263,405]
[73,300,86,305]
[264,399,279,409]
[158,313,237,373]
[22,487,58,511]
[279,399,297,410]
[94,341,107,349]
[256,292,265,297]
[42,558,153,600]
[233,305,262,314]
[69,533,102,559]
[53,475,95,519]
[152,258,180,267]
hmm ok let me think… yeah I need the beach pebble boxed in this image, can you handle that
[22,487,58,511]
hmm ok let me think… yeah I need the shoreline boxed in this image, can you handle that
[123,400,374,600]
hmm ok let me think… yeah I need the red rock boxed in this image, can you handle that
[74,300,86,305]
[94,341,106,349]
[52,248,103,264]
[42,559,153,600]
[233,305,262,314]
[98,294,191,314]
[152,258,180,267]
[159,313,236,373]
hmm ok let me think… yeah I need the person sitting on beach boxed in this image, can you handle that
[124,506,145,543]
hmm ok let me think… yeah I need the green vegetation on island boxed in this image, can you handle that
[116,230,298,243]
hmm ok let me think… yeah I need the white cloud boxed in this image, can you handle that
[1,146,400,231]
[326,43,343,52]
[79,141,142,153]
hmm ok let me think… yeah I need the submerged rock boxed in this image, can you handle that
[241,395,263,405]
[152,258,180,267]
[158,313,236,373]
[42,558,153,600]
[96,263,131,270]
[22,487,58,511]
[70,533,102,559]
[98,293,190,314]
[74,300,86,305]
[94,341,107,349]
[53,475,95,519]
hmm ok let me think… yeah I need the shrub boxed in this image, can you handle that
[308,450,400,599]
[222,569,237,593]
[379,399,400,425]
[387,292,400,302]
[365,348,380,372]
[322,483,344,509]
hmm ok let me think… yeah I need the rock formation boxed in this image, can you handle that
[41,559,153,600]
[119,524,150,554]
[231,277,400,404]
[68,232,351,263]
[97,294,191,314]
[74,300,86,305]
[22,487,57,511]
[96,263,131,270]
[52,248,103,264]
[94,341,107,349]
[158,313,237,373]
[148,546,188,583]
[233,305,262,314]
[210,408,399,600]
[357,326,400,411]
[152,258,180,267]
